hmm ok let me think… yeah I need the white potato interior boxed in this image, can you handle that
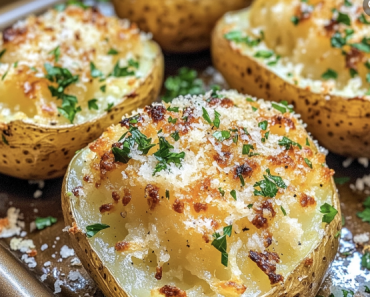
[66,91,334,296]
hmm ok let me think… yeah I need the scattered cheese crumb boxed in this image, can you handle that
[41,243,48,251]
[60,245,75,259]
[33,190,43,199]
[353,233,369,245]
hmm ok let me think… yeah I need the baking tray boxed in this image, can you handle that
[0,1,369,296]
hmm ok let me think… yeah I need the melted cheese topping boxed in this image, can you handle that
[224,0,370,97]
[0,5,157,126]
[66,90,335,296]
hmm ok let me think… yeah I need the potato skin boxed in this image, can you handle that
[0,47,164,180]
[212,9,370,158]
[62,142,340,297]
[112,0,251,53]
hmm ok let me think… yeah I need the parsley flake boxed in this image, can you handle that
[86,223,110,238]
[254,50,274,59]
[35,216,57,230]
[336,11,351,26]
[211,225,232,267]
[334,177,350,185]
[213,130,231,142]
[320,203,338,224]
[109,59,139,77]
[49,46,61,62]
[291,16,300,26]
[230,190,237,200]
[224,31,261,47]
[321,68,338,80]
[254,169,286,198]
[107,48,119,55]
[2,134,9,145]
[0,49,6,60]
[168,116,177,124]
[247,204,253,209]
[304,158,312,168]
[280,206,287,216]
[88,99,99,110]
[153,137,185,175]
[278,136,302,150]
[219,188,225,197]
[105,103,114,112]
[100,85,106,93]
[166,190,170,200]
[258,120,268,130]
[170,131,180,141]
[167,106,179,112]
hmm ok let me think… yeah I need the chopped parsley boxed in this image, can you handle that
[109,59,139,77]
[107,48,119,55]
[230,190,237,200]
[357,196,370,223]
[168,116,177,124]
[35,216,57,230]
[112,126,155,164]
[105,103,114,112]
[321,68,338,80]
[267,55,281,66]
[170,131,180,141]
[365,286,370,293]
[306,138,310,146]
[100,85,106,93]
[331,32,346,48]
[211,225,232,267]
[224,31,261,47]
[254,169,286,198]
[219,188,225,197]
[166,190,170,200]
[49,46,60,62]
[359,13,370,25]
[320,203,338,224]
[304,158,312,168]
[2,134,9,145]
[88,99,99,110]
[350,68,358,78]
[342,290,354,297]
[202,107,212,124]
[336,11,351,26]
[239,175,245,187]
[344,0,352,6]
[167,106,179,112]
[0,49,6,60]
[247,204,253,209]
[153,137,185,175]
[362,251,370,269]
[213,111,221,128]
[252,106,258,112]
[351,38,370,53]
[254,50,274,59]
[291,16,300,26]
[44,63,80,123]
[280,206,287,216]
[213,130,231,142]
[90,62,103,78]
[278,136,302,150]
[334,231,341,239]
[242,144,254,155]
[334,176,350,185]
[202,108,221,127]
[1,69,8,81]
[258,120,268,130]
[86,223,110,238]
[161,67,204,103]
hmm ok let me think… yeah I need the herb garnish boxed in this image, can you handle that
[278,136,302,150]
[170,131,180,141]
[161,67,204,103]
[0,49,6,60]
[44,63,80,123]
[321,68,338,80]
[230,190,237,200]
[219,188,225,197]
[167,106,179,112]
[88,99,99,110]
[166,190,170,200]
[211,225,232,267]
[334,177,350,185]
[320,203,338,224]
[49,46,60,62]
[272,101,293,113]
[86,223,110,238]
[35,216,57,230]
[100,85,106,93]
[254,169,287,198]
[357,196,370,223]
[109,59,139,77]
[105,103,114,112]
[304,158,312,168]
[258,120,268,130]
[254,50,274,59]
[280,206,287,216]
[153,137,185,175]
[168,116,177,124]
[224,31,261,47]
[2,134,9,145]
[108,48,119,55]
[213,131,231,142]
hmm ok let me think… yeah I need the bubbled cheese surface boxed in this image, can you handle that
[66,90,335,296]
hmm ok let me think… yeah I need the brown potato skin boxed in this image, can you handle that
[112,0,251,53]
[212,9,370,158]
[62,148,341,297]
[0,43,164,180]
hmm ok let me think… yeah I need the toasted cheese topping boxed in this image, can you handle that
[223,0,370,98]
[67,90,336,296]
[0,4,156,125]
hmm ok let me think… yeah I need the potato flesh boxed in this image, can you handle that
[67,91,334,296]
[227,0,370,97]
[0,6,156,125]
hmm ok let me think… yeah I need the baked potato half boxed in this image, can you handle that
[112,0,251,53]
[62,90,341,297]
[212,0,370,158]
[0,4,164,180]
